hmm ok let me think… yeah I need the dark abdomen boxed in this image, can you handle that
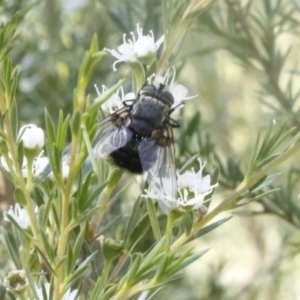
[110,140,143,174]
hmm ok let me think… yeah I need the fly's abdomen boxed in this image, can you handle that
[110,140,143,174]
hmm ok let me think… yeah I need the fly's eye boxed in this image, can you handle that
[139,83,174,106]
[160,91,174,106]
[140,84,157,94]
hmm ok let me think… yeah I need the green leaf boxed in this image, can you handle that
[90,34,99,54]
[40,230,55,263]
[66,252,97,287]
[89,276,106,300]
[70,225,87,273]
[97,216,122,237]
[234,188,280,208]
[0,14,18,61]
[178,154,199,174]
[146,287,164,300]
[183,211,193,236]
[0,228,21,269]
[250,173,281,192]
[124,196,146,248]
[76,171,93,211]
[124,213,150,251]
[153,254,171,281]
[136,238,167,278]
[45,109,56,145]
[187,216,232,243]
[122,253,143,286]
[34,246,56,275]
[80,181,107,212]
[147,200,162,242]
[205,165,219,206]
[51,202,61,234]
[57,113,71,151]
[13,187,26,206]
[3,213,33,241]
[33,187,45,206]
[25,266,42,300]
[71,110,81,136]
[10,95,18,141]
[86,79,125,115]
[167,249,209,276]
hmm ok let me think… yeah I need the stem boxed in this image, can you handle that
[157,20,190,72]
[100,259,112,288]
[53,132,81,300]
[112,280,153,300]
[88,168,123,243]
[259,199,300,230]
[133,63,145,93]
[2,120,46,258]
[172,141,300,250]
[0,81,6,112]
[165,215,175,251]
[108,251,129,284]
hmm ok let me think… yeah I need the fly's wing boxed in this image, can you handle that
[138,126,177,215]
[93,106,132,157]
[62,106,132,165]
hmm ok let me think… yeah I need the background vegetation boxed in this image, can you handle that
[1,0,300,299]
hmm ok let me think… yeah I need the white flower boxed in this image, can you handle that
[177,189,205,209]
[1,155,30,178]
[169,84,192,108]
[1,151,49,178]
[177,159,218,210]
[21,157,30,178]
[0,155,12,172]
[62,288,78,300]
[138,290,150,300]
[61,160,70,178]
[19,124,45,150]
[35,283,51,300]
[142,187,175,215]
[105,23,164,70]
[142,159,217,214]
[35,283,78,300]
[178,159,218,194]
[49,159,69,179]
[34,155,50,176]
[95,85,123,113]
[3,204,31,229]
[95,84,136,114]
[152,67,197,108]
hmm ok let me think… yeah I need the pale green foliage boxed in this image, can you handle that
[1,0,300,299]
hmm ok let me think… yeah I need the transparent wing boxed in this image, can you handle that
[94,126,133,157]
[92,106,133,157]
[97,106,131,128]
[62,106,132,160]
[139,127,177,215]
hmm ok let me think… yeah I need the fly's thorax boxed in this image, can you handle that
[139,83,174,107]
[131,95,169,134]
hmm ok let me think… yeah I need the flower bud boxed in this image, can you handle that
[100,237,123,261]
[19,124,45,150]
[4,269,28,295]
[134,35,157,65]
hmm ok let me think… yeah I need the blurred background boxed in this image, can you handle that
[1,0,300,299]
